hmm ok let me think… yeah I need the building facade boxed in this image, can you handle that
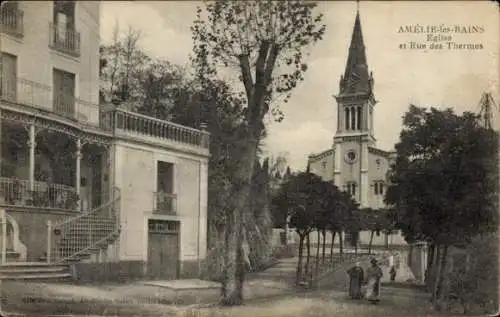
[0,1,209,281]
[307,10,405,247]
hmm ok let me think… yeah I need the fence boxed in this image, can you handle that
[0,177,78,211]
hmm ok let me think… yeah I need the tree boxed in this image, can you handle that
[273,172,321,284]
[191,1,326,305]
[386,105,498,306]
[100,24,150,108]
[357,208,393,254]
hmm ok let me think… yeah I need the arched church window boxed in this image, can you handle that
[350,107,356,131]
[357,106,362,130]
[374,181,385,195]
[345,107,350,130]
[345,181,357,196]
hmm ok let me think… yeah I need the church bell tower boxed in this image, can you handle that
[332,7,377,208]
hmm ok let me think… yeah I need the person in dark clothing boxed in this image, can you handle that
[347,261,364,299]
[390,266,397,282]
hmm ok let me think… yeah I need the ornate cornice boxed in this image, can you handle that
[368,146,396,158]
[308,148,335,163]
[0,106,113,146]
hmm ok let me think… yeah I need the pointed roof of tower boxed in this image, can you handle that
[338,9,373,97]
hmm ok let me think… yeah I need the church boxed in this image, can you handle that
[307,9,405,247]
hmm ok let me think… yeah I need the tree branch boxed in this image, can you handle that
[238,54,254,102]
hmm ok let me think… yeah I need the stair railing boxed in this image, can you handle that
[47,187,121,263]
[0,209,6,265]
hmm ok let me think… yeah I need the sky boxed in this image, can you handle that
[100,1,499,171]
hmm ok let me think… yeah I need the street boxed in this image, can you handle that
[0,254,459,317]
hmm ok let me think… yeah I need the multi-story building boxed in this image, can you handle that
[307,9,405,247]
[0,1,209,282]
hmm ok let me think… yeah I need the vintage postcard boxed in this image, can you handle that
[0,0,498,316]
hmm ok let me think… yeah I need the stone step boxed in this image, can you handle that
[0,265,68,274]
[0,272,72,280]
[0,262,72,281]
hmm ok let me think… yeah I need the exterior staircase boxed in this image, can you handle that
[0,188,121,281]
[49,188,121,263]
[56,215,120,262]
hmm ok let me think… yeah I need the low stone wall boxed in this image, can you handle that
[271,229,407,248]
[7,207,75,261]
[71,261,146,284]
[180,260,201,278]
[72,260,204,284]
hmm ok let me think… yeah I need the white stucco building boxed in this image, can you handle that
[0,1,209,281]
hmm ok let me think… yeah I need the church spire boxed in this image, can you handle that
[339,5,373,97]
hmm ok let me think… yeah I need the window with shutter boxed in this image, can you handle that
[0,53,17,101]
[53,68,75,118]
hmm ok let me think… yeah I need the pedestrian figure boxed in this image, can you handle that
[365,258,383,304]
[390,265,396,282]
[347,261,364,299]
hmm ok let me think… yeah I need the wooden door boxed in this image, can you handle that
[147,219,180,279]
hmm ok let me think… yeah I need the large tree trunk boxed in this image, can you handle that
[283,212,289,245]
[315,230,321,281]
[435,244,449,307]
[368,231,375,255]
[427,243,435,276]
[220,140,259,306]
[339,231,344,255]
[321,229,326,262]
[432,244,449,308]
[296,233,305,284]
[305,234,311,278]
[330,231,336,261]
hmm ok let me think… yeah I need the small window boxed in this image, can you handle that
[321,161,327,169]
[346,182,357,196]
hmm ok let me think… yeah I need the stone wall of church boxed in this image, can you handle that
[338,140,363,202]
[308,150,334,182]
[367,150,390,209]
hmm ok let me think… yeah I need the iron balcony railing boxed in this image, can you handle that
[0,75,100,125]
[48,22,81,57]
[100,107,210,149]
[0,6,23,37]
[153,192,177,216]
[0,177,79,211]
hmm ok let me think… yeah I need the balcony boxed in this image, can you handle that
[153,192,177,216]
[0,75,100,126]
[0,6,23,38]
[100,107,210,149]
[48,22,80,57]
[0,177,79,211]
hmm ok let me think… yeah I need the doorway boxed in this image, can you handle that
[147,219,180,279]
